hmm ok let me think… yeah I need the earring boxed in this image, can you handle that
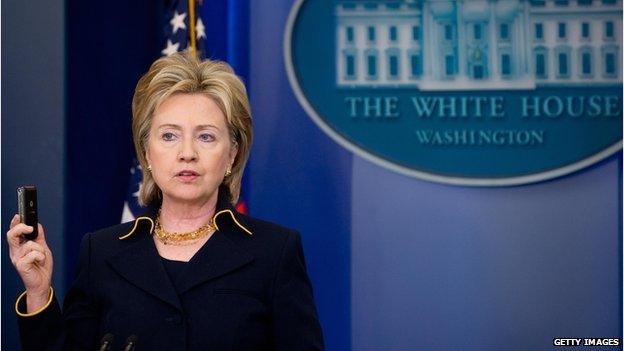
[225,168,232,177]
[147,165,152,172]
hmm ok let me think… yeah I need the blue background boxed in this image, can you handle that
[1,0,621,350]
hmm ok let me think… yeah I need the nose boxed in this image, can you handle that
[178,137,198,162]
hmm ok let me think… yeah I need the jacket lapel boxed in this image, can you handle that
[176,228,254,294]
[106,229,182,311]
[107,186,253,304]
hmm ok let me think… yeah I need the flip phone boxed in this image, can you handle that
[17,186,38,240]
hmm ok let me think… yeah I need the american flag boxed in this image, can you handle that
[161,0,207,59]
[121,0,208,222]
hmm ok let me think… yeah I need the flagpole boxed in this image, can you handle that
[188,0,197,59]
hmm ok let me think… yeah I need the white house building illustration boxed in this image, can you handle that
[335,0,622,90]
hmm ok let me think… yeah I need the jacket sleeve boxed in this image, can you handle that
[16,233,101,351]
[271,231,324,351]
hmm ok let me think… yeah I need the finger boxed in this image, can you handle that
[16,250,47,271]
[6,224,34,246]
[19,241,45,259]
[10,214,20,229]
[10,240,44,266]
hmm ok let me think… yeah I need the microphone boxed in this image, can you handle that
[97,333,114,351]
[123,335,138,351]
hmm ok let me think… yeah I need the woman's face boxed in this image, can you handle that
[146,93,236,206]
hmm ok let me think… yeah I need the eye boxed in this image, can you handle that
[198,133,215,142]
[161,132,177,141]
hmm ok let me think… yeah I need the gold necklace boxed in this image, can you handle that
[154,212,216,246]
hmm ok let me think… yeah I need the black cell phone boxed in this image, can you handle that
[17,186,38,240]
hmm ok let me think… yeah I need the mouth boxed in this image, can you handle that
[176,170,200,182]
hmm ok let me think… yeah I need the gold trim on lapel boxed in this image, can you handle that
[212,209,253,236]
[118,217,155,240]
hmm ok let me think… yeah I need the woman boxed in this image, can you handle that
[7,52,324,350]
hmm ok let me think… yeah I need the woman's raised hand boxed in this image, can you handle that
[7,214,54,313]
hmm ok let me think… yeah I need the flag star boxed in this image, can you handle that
[162,40,180,56]
[196,18,206,40]
[132,190,140,198]
[170,11,187,34]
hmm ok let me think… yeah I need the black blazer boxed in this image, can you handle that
[16,190,324,350]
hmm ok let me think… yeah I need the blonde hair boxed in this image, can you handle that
[132,52,252,206]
